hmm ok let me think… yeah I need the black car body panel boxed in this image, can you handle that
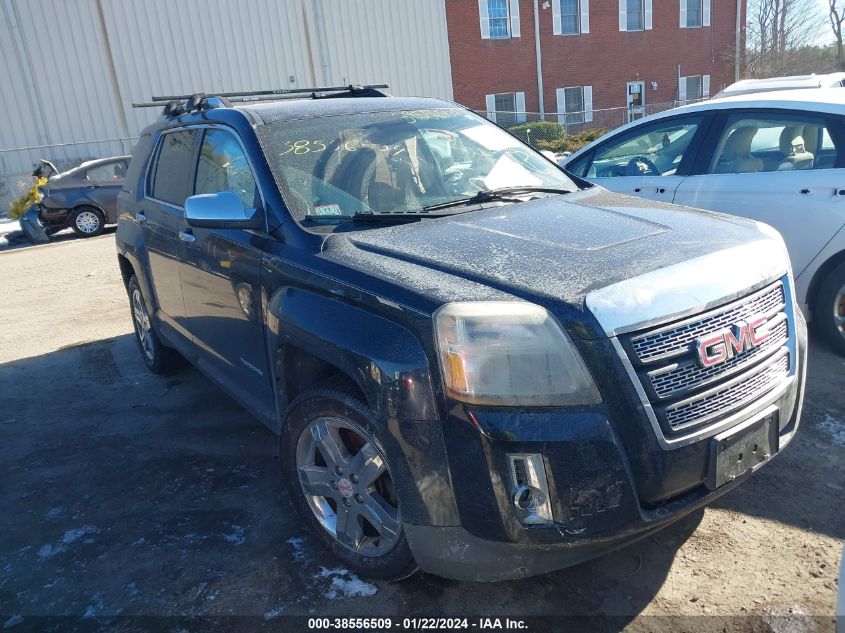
[115,94,805,581]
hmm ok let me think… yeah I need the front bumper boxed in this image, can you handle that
[404,315,807,582]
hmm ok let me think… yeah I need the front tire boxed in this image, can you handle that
[815,262,845,356]
[127,275,178,374]
[281,388,417,580]
[70,206,105,237]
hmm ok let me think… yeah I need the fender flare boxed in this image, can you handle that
[267,287,440,425]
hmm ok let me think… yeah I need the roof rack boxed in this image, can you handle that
[131,84,390,117]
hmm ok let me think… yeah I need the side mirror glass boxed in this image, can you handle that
[184,191,263,230]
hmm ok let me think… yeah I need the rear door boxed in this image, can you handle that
[140,129,198,340]
[673,109,845,278]
[83,159,129,222]
[572,113,710,203]
[178,126,274,418]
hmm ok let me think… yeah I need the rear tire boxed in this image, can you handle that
[281,388,418,581]
[127,275,179,374]
[69,206,105,237]
[814,262,845,356]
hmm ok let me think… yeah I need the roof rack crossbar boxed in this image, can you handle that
[150,84,388,102]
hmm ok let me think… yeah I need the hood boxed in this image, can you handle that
[321,187,786,337]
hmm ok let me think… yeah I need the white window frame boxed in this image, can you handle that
[680,0,710,28]
[619,0,652,32]
[678,74,710,103]
[479,0,521,39]
[556,86,593,125]
[485,91,527,124]
[553,0,589,35]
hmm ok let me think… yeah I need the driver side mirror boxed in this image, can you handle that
[184,191,264,230]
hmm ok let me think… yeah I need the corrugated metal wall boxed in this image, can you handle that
[0,0,453,210]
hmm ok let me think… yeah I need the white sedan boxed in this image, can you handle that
[563,88,845,355]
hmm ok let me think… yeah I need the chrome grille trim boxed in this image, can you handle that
[662,352,790,431]
[630,281,786,365]
[647,315,789,400]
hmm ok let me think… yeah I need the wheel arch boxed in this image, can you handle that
[806,248,845,320]
[268,287,440,432]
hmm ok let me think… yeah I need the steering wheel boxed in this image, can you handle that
[625,155,661,176]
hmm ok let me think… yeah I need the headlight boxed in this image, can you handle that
[433,302,602,407]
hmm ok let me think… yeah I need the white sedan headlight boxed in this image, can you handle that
[434,302,602,407]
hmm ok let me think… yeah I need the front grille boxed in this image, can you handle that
[663,352,789,431]
[620,279,792,437]
[631,283,786,364]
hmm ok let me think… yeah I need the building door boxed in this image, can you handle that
[627,81,645,123]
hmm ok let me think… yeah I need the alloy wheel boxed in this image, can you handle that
[75,210,101,234]
[132,289,155,361]
[835,283,845,341]
[295,416,401,557]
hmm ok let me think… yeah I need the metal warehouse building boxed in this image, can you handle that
[0,0,453,210]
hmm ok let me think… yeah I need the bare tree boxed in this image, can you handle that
[830,0,845,69]
[745,0,826,77]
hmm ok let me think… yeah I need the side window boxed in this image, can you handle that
[586,116,703,178]
[86,161,126,181]
[708,114,839,174]
[150,130,198,206]
[194,129,258,209]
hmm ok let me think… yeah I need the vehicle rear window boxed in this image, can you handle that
[150,130,197,206]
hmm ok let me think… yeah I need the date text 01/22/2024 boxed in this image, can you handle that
[307,618,529,630]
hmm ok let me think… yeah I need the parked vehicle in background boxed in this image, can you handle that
[713,73,845,99]
[563,89,845,355]
[32,156,130,237]
[116,87,805,581]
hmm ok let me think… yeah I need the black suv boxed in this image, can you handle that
[116,87,806,581]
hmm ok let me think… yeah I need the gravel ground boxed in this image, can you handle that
[0,234,842,632]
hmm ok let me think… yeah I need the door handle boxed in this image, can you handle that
[656,187,667,194]
[634,187,643,193]
[178,230,196,243]
[135,211,146,223]
[799,188,811,195]
[835,189,845,196]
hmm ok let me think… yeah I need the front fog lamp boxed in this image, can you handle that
[433,302,601,407]
[509,454,553,525]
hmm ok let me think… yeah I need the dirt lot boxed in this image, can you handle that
[1,233,843,632]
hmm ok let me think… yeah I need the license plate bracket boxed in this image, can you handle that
[706,410,779,490]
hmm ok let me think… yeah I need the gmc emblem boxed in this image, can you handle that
[695,316,769,368]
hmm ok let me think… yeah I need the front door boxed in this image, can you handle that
[82,158,128,221]
[178,127,274,418]
[673,110,845,278]
[583,113,707,203]
[142,129,198,339]
[627,81,645,123]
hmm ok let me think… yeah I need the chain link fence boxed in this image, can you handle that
[477,100,696,153]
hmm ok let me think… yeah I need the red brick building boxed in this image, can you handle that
[446,0,745,125]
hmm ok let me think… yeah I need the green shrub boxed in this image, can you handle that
[8,176,46,219]
[537,128,608,154]
[507,120,567,144]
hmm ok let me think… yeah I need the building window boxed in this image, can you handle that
[681,0,709,27]
[485,91,526,125]
[685,0,702,26]
[679,74,710,103]
[488,0,510,38]
[561,0,579,34]
[627,0,644,31]
[556,86,593,125]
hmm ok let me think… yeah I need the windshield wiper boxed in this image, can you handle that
[421,186,572,212]
[351,211,461,224]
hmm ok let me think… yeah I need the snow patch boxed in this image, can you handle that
[44,507,63,520]
[223,525,245,545]
[287,536,308,561]
[820,413,845,447]
[37,525,99,560]
[0,219,20,236]
[263,607,284,620]
[3,615,23,629]
[317,567,378,600]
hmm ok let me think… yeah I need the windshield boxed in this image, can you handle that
[257,108,577,230]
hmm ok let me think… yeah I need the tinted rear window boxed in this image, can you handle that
[151,130,197,206]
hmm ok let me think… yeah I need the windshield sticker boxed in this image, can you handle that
[313,204,342,216]
[459,125,522,151]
